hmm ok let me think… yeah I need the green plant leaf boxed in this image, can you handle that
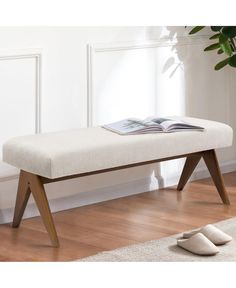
[214,57,230,70]
[189,26,205,34]
[209,33,220,40]
[219,33,227,44]
[211,26,223,32]
[219,34,233,56]
[220,42,233,56]
[229,54,236,67]
[222,26,236,38]
[217,48,223,54]
[204,43,220,51]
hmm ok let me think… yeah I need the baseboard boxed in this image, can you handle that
[0,176,153,224]
[160,159,236,188]
[1,159,236,225]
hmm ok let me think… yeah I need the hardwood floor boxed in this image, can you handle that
[1,171,236,261]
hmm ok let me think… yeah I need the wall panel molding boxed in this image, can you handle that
[86,35,211,127]
[0,48,42,181]
[0,49,42,133]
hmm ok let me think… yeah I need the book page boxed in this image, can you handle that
[103,119,147,134]
[146,117,179,130]
[147,117,203,131]
[160,120,182,130]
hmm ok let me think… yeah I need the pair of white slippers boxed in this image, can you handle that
[177,224,232,256]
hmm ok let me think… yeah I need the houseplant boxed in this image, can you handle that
[189,26,236,70]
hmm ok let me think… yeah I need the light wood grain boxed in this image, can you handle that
[27,172,59,247]
[203,150,230,205]
[12,170,31,228]
[177,154,201,191]
[12,171,59,247]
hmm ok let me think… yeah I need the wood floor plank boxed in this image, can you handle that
[0,171,236,261]
[0,224,103,261]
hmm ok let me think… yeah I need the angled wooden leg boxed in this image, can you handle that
[12,170,59,247]
[26,172,60,247]
[203,150,230,205]
[177,153,202,191]
[12,170,31,228]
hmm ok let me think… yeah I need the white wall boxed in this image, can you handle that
[0,26,235,223]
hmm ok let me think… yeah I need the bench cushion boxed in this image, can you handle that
[2,117,233,179]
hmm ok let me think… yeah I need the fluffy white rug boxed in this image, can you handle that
[77,217,236,261]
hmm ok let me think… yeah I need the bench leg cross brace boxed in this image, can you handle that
[12,149,230,247]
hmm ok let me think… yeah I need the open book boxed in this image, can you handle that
[103,117,204,135]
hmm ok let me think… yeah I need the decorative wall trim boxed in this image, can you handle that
[0,174,19,183]
[0,49,42,181]
[92,35,211,53]
[159,159,236,189]
[0,49,42,133]
[87,44,93,127]
[0,176,153,224]
[86,35,211,126]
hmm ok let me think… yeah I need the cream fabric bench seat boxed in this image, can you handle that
[2,116,233,247]
[3,117,233,179]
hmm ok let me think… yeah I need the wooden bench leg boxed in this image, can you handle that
[13,170,60,247]
[177,150,230,205]
[202,150,230,205]
[177,153,202,191]
[12,170,31,228]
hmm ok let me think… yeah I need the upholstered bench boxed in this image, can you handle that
[2,117,233,247]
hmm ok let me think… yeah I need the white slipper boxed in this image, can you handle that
[177,233,219,256]
[183,224,232,245]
